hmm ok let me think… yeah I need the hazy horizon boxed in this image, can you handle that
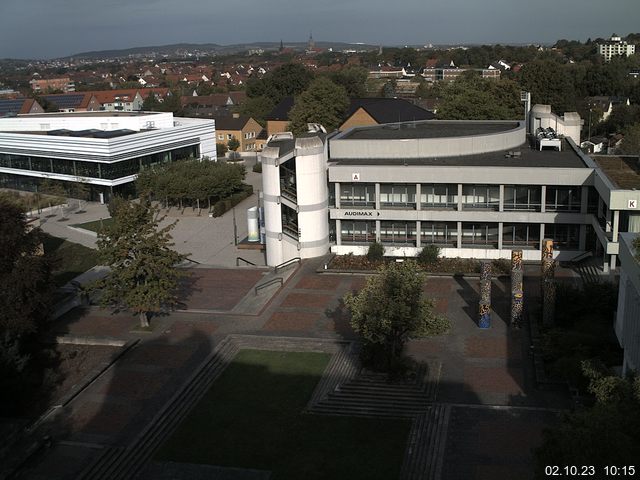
[1,0,638,59]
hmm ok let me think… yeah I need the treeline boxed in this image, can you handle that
[136,159,250,213]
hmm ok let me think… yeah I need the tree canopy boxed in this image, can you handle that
[245,63,314,104]
[343,261,450,371]
[618,123,640,155]
[437,74,523,120]
[288,77,349,134]
[535,361,640,474]
[95,199,187,327]
[136,159,246,208]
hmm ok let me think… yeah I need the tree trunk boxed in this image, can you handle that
[139,311,150,328]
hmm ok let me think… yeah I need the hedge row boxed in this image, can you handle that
[211,184,254,217]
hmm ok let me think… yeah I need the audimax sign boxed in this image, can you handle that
[343,211,381,217]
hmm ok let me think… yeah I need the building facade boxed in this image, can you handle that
[260,106,640,268]
[0,111,216,201]
[598,35,636,62]
[615,233,640,375]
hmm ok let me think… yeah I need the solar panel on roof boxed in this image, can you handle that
[0,99,26,116]
[42,94,85,109]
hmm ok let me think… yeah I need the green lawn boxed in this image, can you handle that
[42,234,99,287]
[155,350,410,480]
[72,217,113,233]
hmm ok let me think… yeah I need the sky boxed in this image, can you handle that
[0,0,639,59]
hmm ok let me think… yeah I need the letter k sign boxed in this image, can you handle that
[629,199,638,209]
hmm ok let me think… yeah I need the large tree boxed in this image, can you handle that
[343,261,450,371]
[245,63,314,104]
[535,361,640,475]
[518,60,577,113]
[617,123,640,154]
[0,198,53,412]
[0,198,53,337]
[288,77,349,134]
[95,200,187,327]
[437,73,523,120]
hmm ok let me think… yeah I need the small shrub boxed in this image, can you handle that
[252,162,262,173]
[417,245,440,265]
[366,242,385,262]
[211,184,254,217]
[491,258,511,275]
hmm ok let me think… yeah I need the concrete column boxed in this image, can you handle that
[457,184,463,211]
[613,210,620,241]
[610,254,617,272]
[336,219,341,246]
[539,223,545,250]
[375,220,381,242]
[335,182,341,208]
[580,186,589,214]
[499,185,505,212]
[603,256,610,273]
[498,222,504,250]
[540,185,546,213]
[416,221,421,248]
[415,183,421,211]
[579,224,587,251]
[375,183,380,210]
[457,221,463,248]
[597,196,603,220]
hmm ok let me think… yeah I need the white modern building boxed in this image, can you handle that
[598,34,636,62]
[260,106,640,268]
[0,111,216,201]
[615,233,640,375]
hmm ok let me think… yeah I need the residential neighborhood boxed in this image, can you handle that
[0,6,639,478]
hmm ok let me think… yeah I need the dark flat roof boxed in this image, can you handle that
[340,121,521,140]
[19,111,157,118]
[331,139,587,169]
[593,155,640,189]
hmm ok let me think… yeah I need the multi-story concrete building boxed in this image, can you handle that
[29,77,76,93]
[0,111,216,201]
[615,233,640,375]
[598,34,636,62]
[260,106,640,270]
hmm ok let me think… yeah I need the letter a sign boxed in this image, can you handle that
[352,172,360,182]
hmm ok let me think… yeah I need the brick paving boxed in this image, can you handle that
[177,268,265,311]
[14,262,572,479]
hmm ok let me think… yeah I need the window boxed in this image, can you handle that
[421,184,457,208]
[380,221,416,245]
[341,221,376,244]
[461,185,499,210]
[340,184,375,208]
[461,223,499,248]
[545,224,579,250]
[227,134,233,140]
[218,134,223,140]
[379,184,416,208]
[421,222,457,246]
[504,185,541,211]
[503,224,540,248]
[545,186,580,212]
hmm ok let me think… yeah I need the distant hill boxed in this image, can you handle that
[67,41,379,60]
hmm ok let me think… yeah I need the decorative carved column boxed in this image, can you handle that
[478,261,492,328]
[541,239,556,326]
[510,249,524,328]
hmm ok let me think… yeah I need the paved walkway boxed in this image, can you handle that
[8,259,574,479]
[35,168,267,267]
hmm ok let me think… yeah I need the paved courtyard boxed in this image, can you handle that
[11,259,570,479]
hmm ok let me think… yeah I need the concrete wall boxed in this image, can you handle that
[615,233,640,374]
[529,105,582,145]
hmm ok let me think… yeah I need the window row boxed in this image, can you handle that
[339,221,580,250]
[0,145,198,180]
[336,183,589,212]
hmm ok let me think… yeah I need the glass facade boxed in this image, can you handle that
[461,185,500,210]
[379,184,416,208]
[0,144,199,181]
[340,183,375,208]
[545,186,580,212]
[421,184,457,209]
[461,223,499,247]
[421,222,457,246]
[503,223,540,248]
[281,204,299,239]
[340,221,376,244]
[545,224,580,250]
[379,221,417,245]
[504,185,542,211]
